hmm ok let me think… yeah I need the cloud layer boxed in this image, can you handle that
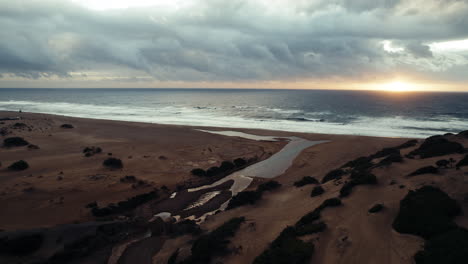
[0,0,467,87]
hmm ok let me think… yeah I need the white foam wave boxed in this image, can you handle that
[0,100,465,138]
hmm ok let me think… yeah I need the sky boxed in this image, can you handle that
[0,0,467,91]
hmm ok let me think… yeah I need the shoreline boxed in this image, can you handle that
[0,110,417,140]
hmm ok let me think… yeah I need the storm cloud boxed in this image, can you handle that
[0,0,467,85]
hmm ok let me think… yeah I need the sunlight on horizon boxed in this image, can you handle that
[377,81,417,92]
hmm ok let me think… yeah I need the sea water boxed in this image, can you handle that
[0,88,467,138]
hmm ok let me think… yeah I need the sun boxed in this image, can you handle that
[380,81,412,92]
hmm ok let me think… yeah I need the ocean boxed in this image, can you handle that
[0,88,467,138]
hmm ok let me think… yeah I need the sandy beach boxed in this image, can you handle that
[1,111,467,264]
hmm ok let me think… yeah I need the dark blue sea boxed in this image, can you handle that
[0,88,467,138]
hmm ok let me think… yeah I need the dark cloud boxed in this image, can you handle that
[0,0,467,83]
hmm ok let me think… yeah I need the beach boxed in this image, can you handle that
[1,111,467,264]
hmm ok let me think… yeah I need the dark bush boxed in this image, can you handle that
[368,203,384,213]
[60,124,74,128]
[340,171,377,198]
[120,175,137,183]
[253,226,314,264]
[458,130,468,138]
[408,166,439,177]
[226,191,262,210]
[294,176,319,187]
[296,209,321,227]
[342,156,373,171]
[339,181,355,198]
[206,166,220,177]
[397,139,418,149]
[8,160,29,171]
[91,191,158,217]
[257,180,281,193]
[220,161,235,171]
[191,168,206,177]
[27,144,40,150]
[170,219,202,237]
[392,186,461,239]
[233,158,247,167]
[295,221,327,236]
[85,201,97,208]
[322,169,346,183]
[456,155,468,168]
[319,197,342,209]
[3,137,29,147]
[414,227,468,264]
[311,186,324,197]
[83,146,102,157]
[103,158,123,169]
[436,159,450,168]
[409,136,464,158]
[371,147,400,159]
[185,217,245,264]
[378,152,403,166]
[168,249,179,264]
[0,233,43,255]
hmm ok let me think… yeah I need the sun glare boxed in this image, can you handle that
[380,81,413,92]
